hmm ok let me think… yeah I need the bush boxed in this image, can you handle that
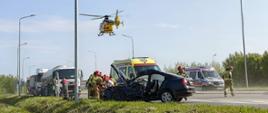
[0,75,17,94]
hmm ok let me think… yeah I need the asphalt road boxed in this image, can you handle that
[182,90,268,108]
[81,90,268,108]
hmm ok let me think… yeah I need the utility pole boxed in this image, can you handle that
[240,0,249,88]
[122,34,135,58]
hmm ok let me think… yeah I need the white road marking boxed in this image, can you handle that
[189,99,268,105]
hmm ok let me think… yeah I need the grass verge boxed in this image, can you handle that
[0,95,268,113]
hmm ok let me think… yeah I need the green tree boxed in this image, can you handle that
[261,51,268,84]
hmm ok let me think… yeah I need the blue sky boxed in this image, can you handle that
[0,0,268,79]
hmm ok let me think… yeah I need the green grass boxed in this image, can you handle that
[0,95,268,113]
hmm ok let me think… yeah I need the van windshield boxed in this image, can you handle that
[202,71,220,78]
[134,65,161,75]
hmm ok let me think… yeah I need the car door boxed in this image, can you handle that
[127,75,149,99]
[145,73,165,99]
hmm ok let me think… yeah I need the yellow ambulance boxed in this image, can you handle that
[110,57,161,80]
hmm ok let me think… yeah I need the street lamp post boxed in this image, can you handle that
[28,65,36,77]
[240,0,249,88]
[21,57,30,94]
[211,53,216,66]
[88,50,97,70]
[17,14,35,96]
[16,42,27,95]
[74,0,79,102]
[122,34,135,58]
[22,57,30,80]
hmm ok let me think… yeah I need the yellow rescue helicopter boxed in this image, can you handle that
[80,10,123,36]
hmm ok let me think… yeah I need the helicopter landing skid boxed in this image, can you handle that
[98,33,104,36]
[109,32,115,36]
[97,32,115,36]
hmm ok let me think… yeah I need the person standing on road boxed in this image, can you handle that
[53,73,61,97]
[88,70,103,99]
[61,77,69,99]
[95,73,104,100]
[86,73,94,99]
[177,66,188,78]
[177,65,189,101]
[223,66,234,97]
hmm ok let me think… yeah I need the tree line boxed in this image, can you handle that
[223,51,268,87]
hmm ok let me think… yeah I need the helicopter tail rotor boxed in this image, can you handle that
[121,21,124,27]
[114,9,124,29]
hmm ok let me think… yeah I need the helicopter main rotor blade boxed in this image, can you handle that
[91,17,105,20]
[80,13,103,17]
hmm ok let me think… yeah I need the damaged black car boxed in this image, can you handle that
[102,64,195,102]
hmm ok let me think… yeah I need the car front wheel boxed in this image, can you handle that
[160,91,174,102]
[176,98,183,102]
